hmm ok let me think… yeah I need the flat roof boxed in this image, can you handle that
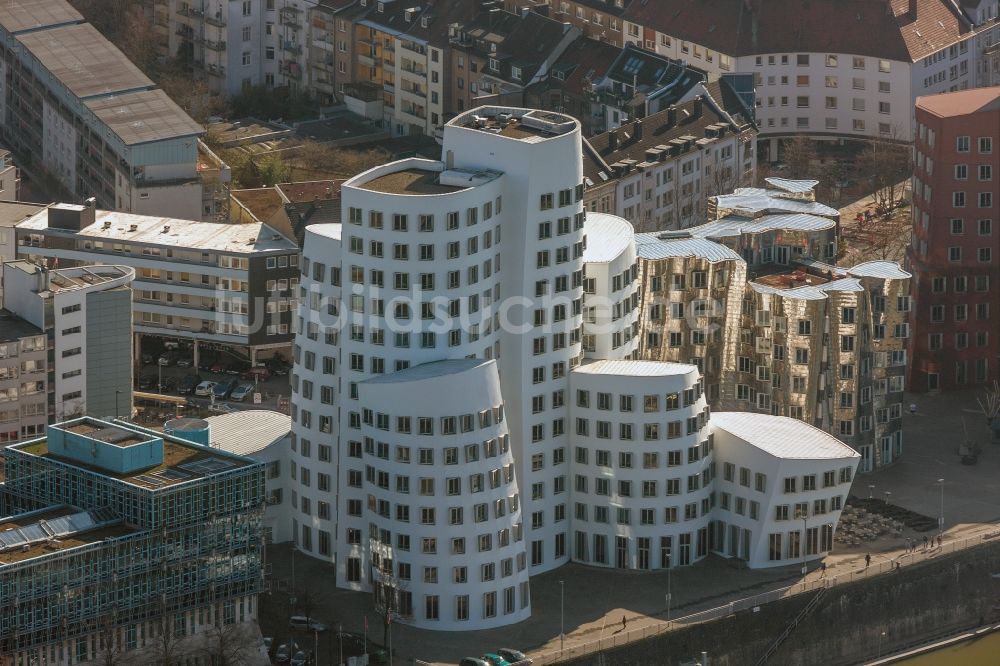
[205,410,291,456]
[450,107,578,142]
[0,308,44,341]
[0,201,46,228]
[18,208,299,254]
[5,261,133,292]
[85,90,204,146]
[575,359,699,377]
[357,168,465,195]
[232,187,285,222]
[0,522,135,564]
[17,22,153,99]
[711,412,861,460]
[582,213,633,263]
[296,113,382,142]
[0,0,82,35]
[15,432,253,489]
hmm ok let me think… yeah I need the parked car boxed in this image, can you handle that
[290,651,309,666]
[158,351,179,366]
[137,374,158,390]
[230,382,255,402]
[140,352,155,365]
[213,379,237,399]
[497,649,532,666]
[159,376,177,392]
[263,637,273,656]
[194,381,216,397]
[288,615,327,632]
[266,358,290,376]
[242,366,271,381]
[275,644,291,663]
[481,654,511,666]
[209,360,226,373]
[459,659,489,666]
[225,361,248,375]
[175,356,193,367]
[178,374,202,395]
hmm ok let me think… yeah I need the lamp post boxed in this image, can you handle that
[938,478,945,535]
[666,564,672,623]
[868,484,875,500]
[801,514,809,577]
[877,629,886,658]
[115,389,121,420]
[559,580,565,652]
[883,491,891,505]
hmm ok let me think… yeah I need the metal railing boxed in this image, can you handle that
[511,525,1000,666]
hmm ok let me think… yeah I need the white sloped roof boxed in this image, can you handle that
[575,359,698,377]
[204,410,291,456]
[711,412,860,460]
[847,261,911,280]
[634,234,744,263]
[583,213,634,263]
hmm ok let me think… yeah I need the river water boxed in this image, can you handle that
[895,629,1000,664]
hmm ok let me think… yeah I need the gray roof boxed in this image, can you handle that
[822,277,865,292]
[750,282,828,300]
[711,412,860,460]
[204,410,291,457]
[0,0,82,35]
[17,22,153,99]
[0,309,43,341]
[574,359,698,377]
[85,90,204,146]
[688,213,836,240]
[0,201,46,228]
[847,261,912,280]
[635,233,744,263]
[764,177,820,194]
[362,358,492,384]
[712,188,840,218]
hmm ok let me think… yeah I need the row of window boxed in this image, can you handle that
[347,200,502,230]
[753,53,891,72]
[929,302,990,322]
[927,330,991,351]
[573,413,709,441]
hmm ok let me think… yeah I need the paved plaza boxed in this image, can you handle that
[259,389,1000,665]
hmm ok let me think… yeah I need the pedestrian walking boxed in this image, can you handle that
[905,537,911,553]
[910,403,917,416]
[938,535,943,548]
[820,562,827,577]
[923,536,929,550]
[865,553,871,568]
[622,615,627,630]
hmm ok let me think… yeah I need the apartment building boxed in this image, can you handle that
[908,87,1000,392]
[283,106,860,631]
[613,0,1000,148]
[0,0,207,219]
[15,201,299,367]
[0,310,46,446]
[582,81,758,232]
[505,0,632,48]
[636,179,910,472]
[3,261,135,422]
[0,416,266,665]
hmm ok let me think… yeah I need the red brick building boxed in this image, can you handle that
[908,88,1000,392]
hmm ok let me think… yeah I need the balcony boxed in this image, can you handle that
[203,39,226,52]
[205,12,226,27]
[281,42,302,55]
[206,63,226,78]
[177,6,204,18]
[280,62,303,80]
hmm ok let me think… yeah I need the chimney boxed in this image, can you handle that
[693,96,704,118]
[667,105,677,128]
[908,0,916,17]
[632,119,643,141]
[608,129,619,151]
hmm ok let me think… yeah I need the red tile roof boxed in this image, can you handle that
[916,86,1000,117]
[622,0,972,63]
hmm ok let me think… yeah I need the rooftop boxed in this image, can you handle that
[17,22,153,99]
[689,213,837,240]
[582,213,634,263]
[0,201,46,228]
[18,207,298,254]
[231,187,285,222]
[754,270,829,290]
[5,261,134,293]
[295,113,383,143]
[85,89,204,146]
[711,411,861,460]
[0,506,136,565]
[847,261,912,280]
[204,410,291,457]
[635,233,744,263]
[357,167,465,195]
[574,359,699,377]
[277,180,343,204]
[712,187,840,218]
[14,429,253,489]
[0,309,43,342]
[0,0,82,35]
[916,86,1000,118]
[449,107,578,142]
[306,223,342,242]
[362,358,492,384]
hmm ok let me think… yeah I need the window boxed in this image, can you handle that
[957,136,971,152]
[980,137,993,154]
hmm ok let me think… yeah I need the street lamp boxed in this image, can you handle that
[666,564,672,623]
[877,629,886,658]
[883,491,891,505]
[115,389,121,420]
[868,484,875,500]
[938,478,945,535]
[801,514,809,577]
[559,580,565,652]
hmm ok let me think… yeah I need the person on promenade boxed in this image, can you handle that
[621,616,627,630]
[865,553,871,568]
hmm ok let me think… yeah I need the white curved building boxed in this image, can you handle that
[286,106,862,631]
[581,213,640,361]
[358,359,530,630]
[570,360,713,569]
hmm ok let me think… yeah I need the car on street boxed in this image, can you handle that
[175,356,193,367]
[178,374,202,395]
[497,649,532,665]
[158,352,177,366]
[137,374,158,390]
[242,366,271,382]
[275,644,291,663]
[290,651,309,666]
[213,379,237,399]
[230,382,255,402]
[209,361,226,374]
[266,359,290,376]
[194,381,216,397]
[481,654,511,666]
[225,361,248,375]
[288,615,327,632]
[459,659,489,666]
[159,376,177,392]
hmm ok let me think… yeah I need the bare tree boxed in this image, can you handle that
[152,599,186,666]
[781,135,817,180]
[857,132,911,216]
[201,620,254,666]
[95,604,131,666]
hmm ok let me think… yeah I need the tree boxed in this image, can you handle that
[257,154,291,187]
[95,603,132,666]
[201,620,254,666]
[857,133,911,216]
[118,5,159,75]
[152,600,187,666]
[781,135,817,180]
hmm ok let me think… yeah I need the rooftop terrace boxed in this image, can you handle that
[450,107,577,142]
[358,168,466,195]
[0,506,136,564]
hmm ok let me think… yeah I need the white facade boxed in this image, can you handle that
[286,106,860,631]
